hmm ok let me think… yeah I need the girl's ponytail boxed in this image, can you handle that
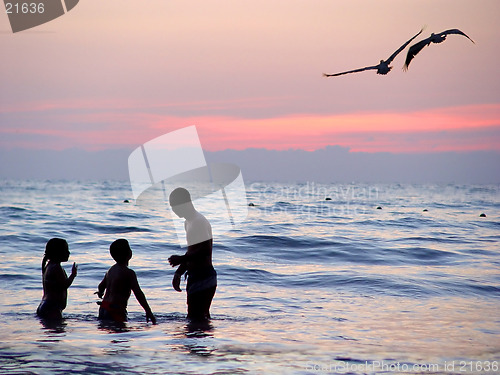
[42,254,48,274]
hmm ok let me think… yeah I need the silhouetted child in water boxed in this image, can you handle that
[96,239,156,324]
[37,238,78,320]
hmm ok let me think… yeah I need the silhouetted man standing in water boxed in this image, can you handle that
[168,188,217,321]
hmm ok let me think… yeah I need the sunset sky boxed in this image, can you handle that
[1,0,499,155]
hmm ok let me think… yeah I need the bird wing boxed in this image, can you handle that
[403,37,431,70]
[439,29,475,43]
[323,65,378,77]
[385,28,424,65]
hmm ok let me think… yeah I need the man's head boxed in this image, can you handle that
[110,239,132,264]
[169,187,194,218]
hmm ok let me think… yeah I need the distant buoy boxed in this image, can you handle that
[325,197,332,201]
[123,199,130,203]
[376,206,382,210]
[248,202,255,207]
[479,213,486,217]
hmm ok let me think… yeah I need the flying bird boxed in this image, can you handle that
[403,29,474,70]
[323,28,423,77]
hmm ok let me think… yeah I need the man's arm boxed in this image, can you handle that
[172,262,187,292]
[168,239,212,266]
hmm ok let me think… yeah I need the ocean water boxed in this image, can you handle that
[0,180,499,374]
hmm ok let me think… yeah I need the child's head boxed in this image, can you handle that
[110,239,132,264]
[45,238,70,262]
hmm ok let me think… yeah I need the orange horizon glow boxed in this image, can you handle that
[1,102,499,154]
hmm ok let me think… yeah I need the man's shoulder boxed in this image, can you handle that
[193,211,210,226]
[188,212,212,235]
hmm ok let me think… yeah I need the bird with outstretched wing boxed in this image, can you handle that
[323,28,424,77]
[403,29,474,70]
